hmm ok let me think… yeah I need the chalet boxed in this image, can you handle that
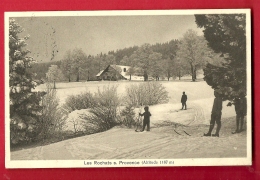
[96,65,131,81]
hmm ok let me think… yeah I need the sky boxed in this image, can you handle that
[14,15,203,62]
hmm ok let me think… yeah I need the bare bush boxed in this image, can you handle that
[37,84,68,141]
[80,85,121,133]
[69,116,81,133]
[80,106,118,133]
[63,90,95,113]
[125,81,169,107]
[93,86,120,108]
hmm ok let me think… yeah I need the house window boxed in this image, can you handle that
[123,68,126,72]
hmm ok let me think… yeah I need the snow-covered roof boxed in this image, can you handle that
[96,70,104,77]
[96,65,131,78]
[110,65,131,77]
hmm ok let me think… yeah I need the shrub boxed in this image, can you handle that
[80,106,118,133]
[63,90,95,113]
[80,85,121,133]
[93,86,120,108]
[37,84,68,141]
[125,81,169,107]
[120,105,136,128]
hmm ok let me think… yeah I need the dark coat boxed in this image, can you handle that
[234,97,247,116]
[212,96,222,114]
[181,94,187,103]
[140,111,151,121]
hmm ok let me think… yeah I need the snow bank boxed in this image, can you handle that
[64,109,93,132]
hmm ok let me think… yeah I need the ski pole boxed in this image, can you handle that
[135,103,143,132]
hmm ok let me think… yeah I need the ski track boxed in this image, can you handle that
[11,102,247,160]
[11,126,247,160]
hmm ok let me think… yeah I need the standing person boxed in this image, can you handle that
[232,94,247,134]
[181,92,187,110]
[139,106,152,132]
[204,91,223,137]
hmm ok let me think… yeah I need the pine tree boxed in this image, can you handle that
[9,19,45,145]
[195,14,247,101]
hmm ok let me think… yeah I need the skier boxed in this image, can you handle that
[139,106,152,132]
[181,91,187,110]
[232,94,247,134]
[204,91,223,137]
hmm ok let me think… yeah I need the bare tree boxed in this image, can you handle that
[177,29,210,81]
[46,65,64,89]
[61,50,73,82]
[72,48,87,82]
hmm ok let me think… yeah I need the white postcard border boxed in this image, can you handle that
[4,9,252,168]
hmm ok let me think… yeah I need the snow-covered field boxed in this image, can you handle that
[36,79,225,104]
[11,80,247,160]
[36,80,235,129]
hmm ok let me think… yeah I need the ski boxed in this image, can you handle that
[202,133,211,137]
[174,129,182,135]
[183,130,191,136]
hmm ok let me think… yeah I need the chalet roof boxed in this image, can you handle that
[96,65,131,78]
[96,70,104,77]
[110,65,130,77]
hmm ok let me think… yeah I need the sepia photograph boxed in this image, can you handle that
[5,9,251,168]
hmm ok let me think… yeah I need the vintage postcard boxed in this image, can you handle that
[5,9,251,168]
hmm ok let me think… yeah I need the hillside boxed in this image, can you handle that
[11,81,248,160]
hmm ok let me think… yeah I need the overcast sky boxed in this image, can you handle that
[14,15,203,62]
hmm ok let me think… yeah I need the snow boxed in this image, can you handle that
[96,70,104,77]
[12,80,247,160]
[64,109,93,132]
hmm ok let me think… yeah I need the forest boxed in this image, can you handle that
[29,29,215,83]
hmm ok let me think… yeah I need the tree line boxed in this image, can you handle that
[32,30,217,85]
